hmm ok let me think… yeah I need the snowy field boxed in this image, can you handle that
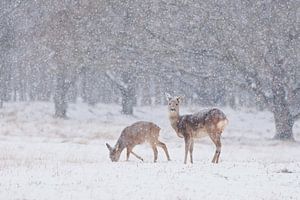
[0,102,300,200]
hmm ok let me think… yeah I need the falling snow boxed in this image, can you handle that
[0,0,300,199]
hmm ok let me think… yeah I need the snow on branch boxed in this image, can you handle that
[292,87,300,96]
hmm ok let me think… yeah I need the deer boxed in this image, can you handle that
[106,121,171,162]
[166,93,228,164]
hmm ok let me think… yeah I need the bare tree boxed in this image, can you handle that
[0,2,17,108]
[211,0,300,140]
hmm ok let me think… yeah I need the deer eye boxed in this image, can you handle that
[176,103,178,106]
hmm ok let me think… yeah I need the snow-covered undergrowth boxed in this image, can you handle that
[0,102,299,200]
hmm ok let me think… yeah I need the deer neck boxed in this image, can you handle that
[169,111,180,133]
[115,139,126,153]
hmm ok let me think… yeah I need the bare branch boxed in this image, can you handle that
[0,1,24,20]
[292,87,300,96]
[177,68,211,80]
[223,48,272,106]
[293,112,300,121]
[143,27,222,59]
[105,71,128,91]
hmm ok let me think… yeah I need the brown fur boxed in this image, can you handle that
[166,94,228,164]
[106,121,171,162]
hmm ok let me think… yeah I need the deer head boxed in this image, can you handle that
[165,93,183,116]
[106,143,122,162]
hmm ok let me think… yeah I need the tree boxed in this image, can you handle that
[0,1,20,108]
[43,8,82,118]
[209,0,300,140]
[138,0,300,140]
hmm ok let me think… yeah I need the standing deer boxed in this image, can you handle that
[106,121,171,162]
[166,94,228,164]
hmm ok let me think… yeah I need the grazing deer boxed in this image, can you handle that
[166,94,228,164]
[106,121,171,162]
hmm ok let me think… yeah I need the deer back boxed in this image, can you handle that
[118,121,160,147]
[177,108,227,137]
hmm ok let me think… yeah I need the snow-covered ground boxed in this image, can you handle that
[0,102,300,200]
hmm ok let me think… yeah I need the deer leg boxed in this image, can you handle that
[189,139,194,164]
[184,136,191,164]
[215,134,222,163]
[151,144,158,162]
[126,147,132,161]
[157,141,171,161]
[130,150,144,162]
[209,133,222,163]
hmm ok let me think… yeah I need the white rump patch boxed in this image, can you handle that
[217,119,228,130]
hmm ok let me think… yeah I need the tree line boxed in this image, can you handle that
[0,0,299,140]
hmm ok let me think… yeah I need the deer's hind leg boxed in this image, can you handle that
[151,144,158,162]
[157,141,171,161]
[209,132,222,163]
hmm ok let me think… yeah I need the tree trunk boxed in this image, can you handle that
[0,64,10,108]
[272,85,294,140]
[54,91,68,118]
[271,61,294,141]
[54,70,68,118]
[0,66,3,108]
[273,109,294,140]
[121,88,135,115]
[53,66,82,118]
[121,72,136,115]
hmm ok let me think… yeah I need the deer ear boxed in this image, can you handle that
[176,96,184,103]
[106,143,112,151]
[165,93,172,101]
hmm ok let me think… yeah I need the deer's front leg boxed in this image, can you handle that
[157,141,171,161]
[126,147,133,161]
[189,139,194,164]
[130,150,144,162]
